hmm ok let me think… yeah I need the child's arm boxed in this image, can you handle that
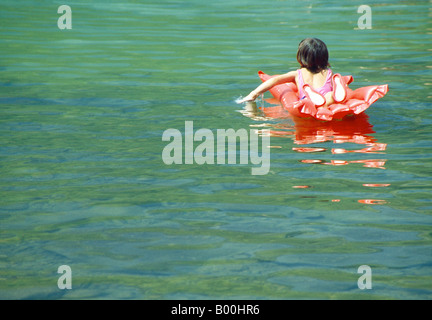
[238,71,297,103]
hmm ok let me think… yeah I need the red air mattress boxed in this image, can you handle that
[258,71,389,121]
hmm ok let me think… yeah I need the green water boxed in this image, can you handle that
[0,0,431,299]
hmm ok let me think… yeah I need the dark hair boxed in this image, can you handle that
[296,38,330,73]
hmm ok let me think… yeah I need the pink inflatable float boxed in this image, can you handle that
[258,71,389,121]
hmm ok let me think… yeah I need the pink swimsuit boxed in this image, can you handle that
[297,68,333,99]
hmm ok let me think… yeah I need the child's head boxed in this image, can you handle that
[297,38,330,73]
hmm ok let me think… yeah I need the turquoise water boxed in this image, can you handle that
[0,0,431,299]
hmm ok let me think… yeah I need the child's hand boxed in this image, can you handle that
[237,91,258,104]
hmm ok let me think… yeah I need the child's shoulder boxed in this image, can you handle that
[285,70,298,77]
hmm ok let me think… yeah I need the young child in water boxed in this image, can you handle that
[239,38,347,107]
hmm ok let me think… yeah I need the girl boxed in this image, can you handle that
[239,38,347,107]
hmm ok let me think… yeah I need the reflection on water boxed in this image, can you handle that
[241,102,391,204]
